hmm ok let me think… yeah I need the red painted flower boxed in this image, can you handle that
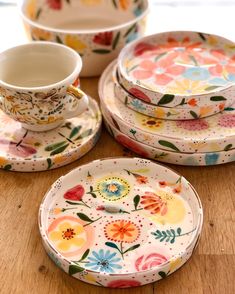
[93,32,113,46]
[107,279,141,288]
[134,42,158,57]
[47,0,62,10]
[116,134,148,157]
[187,98,197,107]
[135,252,168,271]
[64,185,85,201]
[129,88,151,103]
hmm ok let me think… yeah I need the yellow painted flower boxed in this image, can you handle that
[26,0,36,20]
[154,107,165,118]
[37,116,63,125]
[167,79,206,95]
[53,154,68,164]
[31,28,52,41]
[169,257,182,272]
[81,0,102,5]
[207,36,218,46]
[83,273,97,283]
[135,112,164,131]
[0,157,7,166]
[52,208,63,215]
[199,106,213,117]
[65,35,87,53]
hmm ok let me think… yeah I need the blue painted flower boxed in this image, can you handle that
[126,32,139,44]
[133,7,142,17]
[205,153,220,165]
[183,67,210,81]
[130,99,146,111]
[209,73,235,86]
[48,252,62,269]
[85,249,122,273]
[97,176,130,200]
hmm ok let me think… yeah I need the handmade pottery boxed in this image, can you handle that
[39,157,203,287]
[0,97,101,172]
[118,31,235,107]
[20,0,149,77]
[99,61,235,153]
[113,65,230,120]
[0,42,88,132]
[103,112,235,166]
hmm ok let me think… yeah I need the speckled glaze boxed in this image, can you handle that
[39,157,203,287]
[0,97,101,172]
[118,31,235,107]
[103,112,235,166]
[113,64,230,120]
[99,61,235,153]
[20,0,149,77]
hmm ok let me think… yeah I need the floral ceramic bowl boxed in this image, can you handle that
[19,0,149,77]
[39,157,203,287]
[118,31,235,107]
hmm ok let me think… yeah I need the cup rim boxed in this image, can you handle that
[0,41,82,91]
[19,0,149,35]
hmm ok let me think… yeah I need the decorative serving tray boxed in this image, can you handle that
[39,157,203,287]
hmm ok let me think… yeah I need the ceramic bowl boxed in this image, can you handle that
[103,110,235,166]
[118,31,235,107]
[39,157,203,287]
[113,65,230,120]
[99,60,235,154]
[19,0,149,77]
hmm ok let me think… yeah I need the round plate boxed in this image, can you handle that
[118,31,235,107]
[113,64,231,120]
[39,157,203,287]
[0,98,101,172]
[99,61,235,153]
[103,111,235,166]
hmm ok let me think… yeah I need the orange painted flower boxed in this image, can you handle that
[105,220,140,243]
[119,0,130,10]
[141,191,168,215]
[136,175,148,184]
[187,98,197,107]
[219,103,225,111]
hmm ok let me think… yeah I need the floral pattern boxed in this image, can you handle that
[176,119,209,131]
[218,114,235,128]
[116,134,149,157]
[135,252,168,271]
[93,32,113,46]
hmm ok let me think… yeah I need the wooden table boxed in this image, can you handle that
[0,3,235,294]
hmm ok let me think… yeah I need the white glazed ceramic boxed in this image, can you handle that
[0,97,101,172]
[118,31,235,107]
[0,42,88,132]
[103,112,235,166]
[99,61,235,153]
[39,157,203,287]
[113,65,229,120]
[20,0,149,77]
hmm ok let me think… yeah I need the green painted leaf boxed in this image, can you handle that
[159,271,167,279]
[224,107,235,111]
[80,249,90,261]
[77,213,93,222]
[105,242,119,250]
[190,111,199,119]
[198,32,206,41]
[158,94,175,105]
[45,141,67,151]
[66,200,81,205]
[124,96,128,105]
[112,0,118,8]
[189,55,198,66]
[204,85,220,91]
[56,35,63,44]
[124,244,140,253]
[177,227,182,235]
[179,98,186,106]
[224,144,233,151]
[50,144,69,156]
[133,195,140,210]
[112,32,120,50]
[124,23,137,37]
[210,96,227,101]
[90,193,97,198]
[47,158,52,169]
[154,52,167,62]
[92,49,111,54]
[69,126,82,139]
[35,8,42,20]
[3,164,12,170]
[158,140,180,152]
[69,265,85,275]
[75,129,92,140]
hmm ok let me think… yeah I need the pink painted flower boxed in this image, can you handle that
[135,252,168,271]
[47,0,62,10]
[176,119,209,131]
[116,134,148,157]
[64,185,85,201]
[132,56,185,86]
[107,279,141,288]
[218,114,235,128]
[140,191,168,215]
[93,32,113,46]
[208,49,235,76]
[129,88,151,103]
[0,139,37,158]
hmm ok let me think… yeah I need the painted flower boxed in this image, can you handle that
[187,98,197,107]
[85,249,122,273]
[116,134,149,157]
[0,138,37,158]
[141,191,168,215]
[107,280,141,288]
[133,42,158,57]
[47,0,62,10]
[135,113,164,131]
[183,67,210,81]
[105,220,140,243]
[48,216,93,257]
[0,156,8,166]
[130,99,146,111]
[199,106,214,117]
[93,32,113,46]
[31,28,52,41]
[132,57,185,85]
[135,252,168,271]
[119,0,131,10]
[176,119,209,131]
[154,107,166,118]
[65,35,87,53]
[208,49,235,77]
[96,176,130,201]
[129,88,151,103]
[218,114,235,128]
[26,0,37,19]
[136,175,148,184]
[64,185,85,201]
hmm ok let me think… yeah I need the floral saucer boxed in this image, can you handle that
[118,31,235,107]
[39,157,203,287]
[0,97,101,172]
[99,61,235,153]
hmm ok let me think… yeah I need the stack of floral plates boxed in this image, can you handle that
[99,31,235,166]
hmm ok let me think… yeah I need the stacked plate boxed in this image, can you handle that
[99,31,235,166]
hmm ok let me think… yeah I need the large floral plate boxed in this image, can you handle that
[103,111,235,166]
[39,157,203,288]
[118,31,235,107]
[0,97,101,172]
[99,61,235,153]
[113,64,230,120]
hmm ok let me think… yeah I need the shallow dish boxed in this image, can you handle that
[99,61,235,153]
[39,157,203,287]
[0,97,101,172]
[118,31,235,107]
[20,0,149,77]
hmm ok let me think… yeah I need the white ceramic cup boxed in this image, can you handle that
[0,42,88,131]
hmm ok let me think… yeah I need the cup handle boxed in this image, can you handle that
[64,85,89,119]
